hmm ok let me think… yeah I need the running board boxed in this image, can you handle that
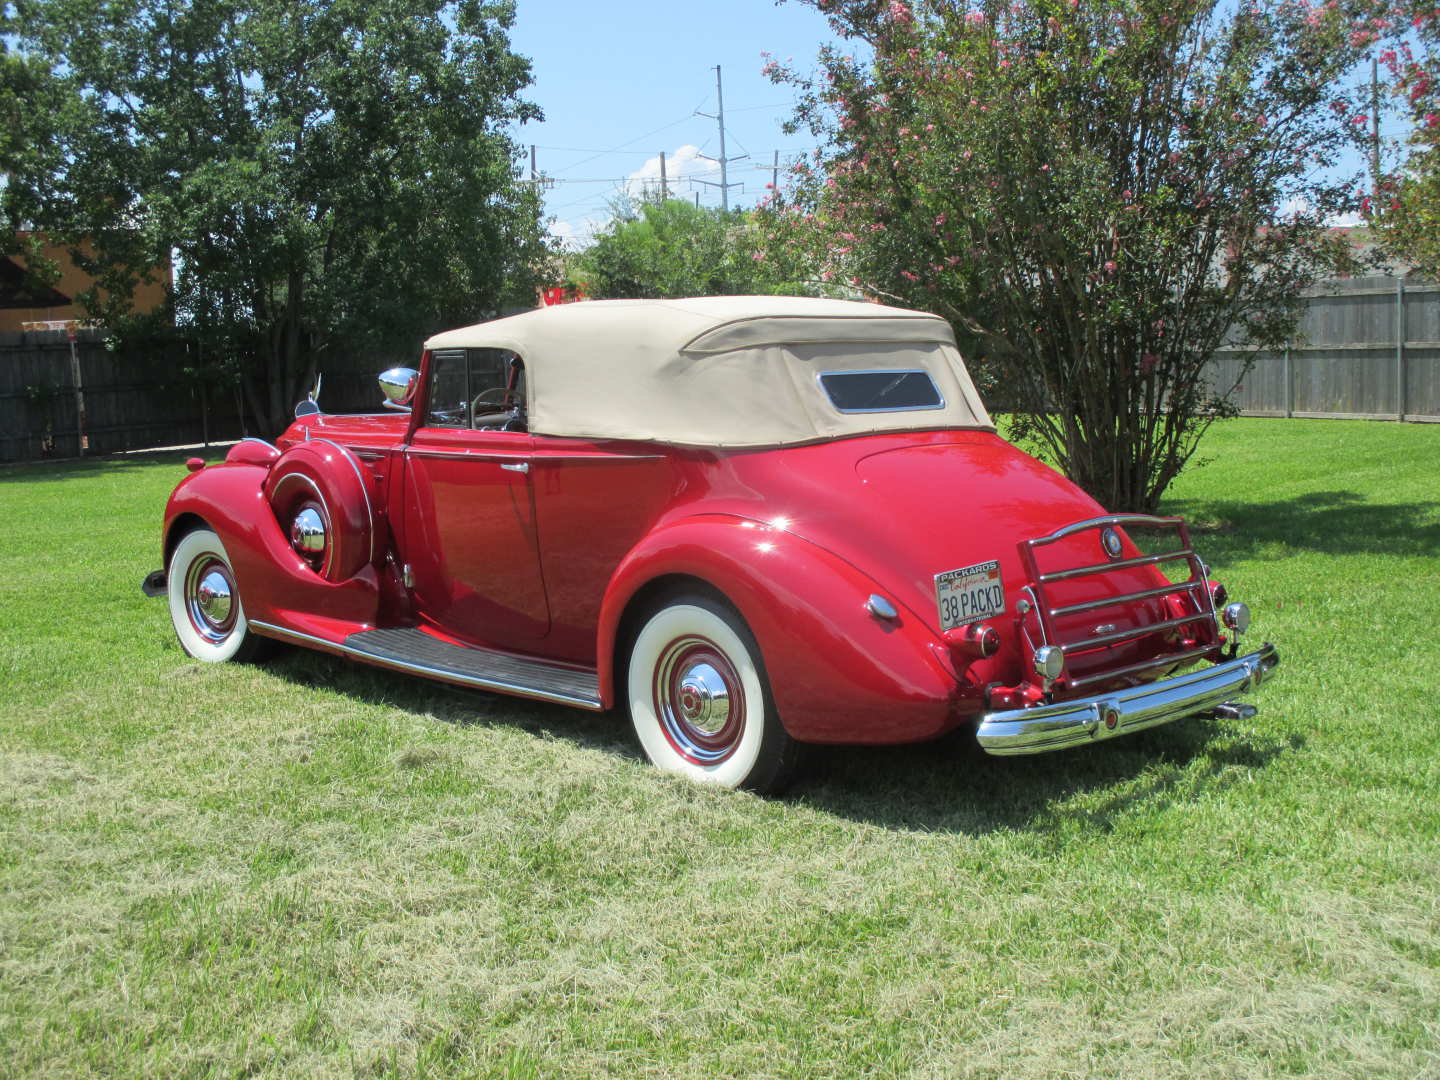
[250,621,603,710]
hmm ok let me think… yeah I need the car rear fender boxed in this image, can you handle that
[599,514,978,744]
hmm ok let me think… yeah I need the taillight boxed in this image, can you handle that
[945,622,1000,659]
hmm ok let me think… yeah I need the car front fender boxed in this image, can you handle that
[163,462,381,633]
[598,514,980,745]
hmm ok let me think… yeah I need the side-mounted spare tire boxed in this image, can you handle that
[263,440,376,582]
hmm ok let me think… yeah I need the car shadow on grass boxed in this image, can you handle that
[266,646,1299,837]
[1165,489,1440,561]
[793,720,1302,835]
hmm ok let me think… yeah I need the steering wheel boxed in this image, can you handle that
[470,386,514,425]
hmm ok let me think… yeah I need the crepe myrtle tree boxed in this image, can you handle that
[763,0,1377,513]
[1369,4,1440,273]
[7,0,547,434]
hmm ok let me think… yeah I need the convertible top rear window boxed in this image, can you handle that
[819,370,944,413]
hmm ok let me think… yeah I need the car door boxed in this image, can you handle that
[400,347,551,647]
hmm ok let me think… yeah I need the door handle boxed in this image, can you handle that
[500,462,529,474]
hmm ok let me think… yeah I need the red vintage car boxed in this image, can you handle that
[146,297,1278,792]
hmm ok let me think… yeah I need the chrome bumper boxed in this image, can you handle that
[976,643,1280,756]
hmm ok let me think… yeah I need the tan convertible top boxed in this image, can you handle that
[424,296,994,447]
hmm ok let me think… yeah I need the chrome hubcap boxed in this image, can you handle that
[676,662,730,735]
[290,506,327,554]
[654,636,745,764]
[185,556,238,643]
[196,571,232,624]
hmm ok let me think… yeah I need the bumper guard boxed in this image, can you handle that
[976,643,1280,756]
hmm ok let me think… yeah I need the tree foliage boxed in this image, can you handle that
[1372,5,1440,273]
[575,195,815,299]
[766,0,1374,512]
[6,0,547,433]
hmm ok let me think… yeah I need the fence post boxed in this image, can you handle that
[67,326,88,454]
[1396,276,1407,422]
[1283,342,1293,418]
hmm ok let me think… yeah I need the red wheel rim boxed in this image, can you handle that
[652,635,746,765]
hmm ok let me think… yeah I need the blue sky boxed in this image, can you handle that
[506,1,1409,245]
[507,0,846,247]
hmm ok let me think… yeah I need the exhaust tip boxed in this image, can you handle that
[1210,702,1257,721]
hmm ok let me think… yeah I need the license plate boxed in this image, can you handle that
[935,560,1005,630]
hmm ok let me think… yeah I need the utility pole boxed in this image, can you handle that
[530,144,538,183]
[660,150,668,200]
[716,66,729,210]
[695,65,746,210]
[771,149,780,191]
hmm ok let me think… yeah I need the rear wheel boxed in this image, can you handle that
[167,528,268,663]
[626,594,802,793]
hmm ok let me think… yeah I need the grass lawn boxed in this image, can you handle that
[1,418,1438,1079]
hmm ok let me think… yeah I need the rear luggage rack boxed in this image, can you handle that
[1019,514,1221,690]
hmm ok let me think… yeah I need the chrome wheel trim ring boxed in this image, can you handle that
[652,635,746,765]
[184,555,238,643]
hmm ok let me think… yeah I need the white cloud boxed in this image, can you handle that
[547,216,606,252]
[624,144,723,199]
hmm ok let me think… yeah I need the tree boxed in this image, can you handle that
[1372,6,1440,272]
[765,0,1375,513]
[575,195,815,299]
[8,0,548,433]
[0,38,70,288]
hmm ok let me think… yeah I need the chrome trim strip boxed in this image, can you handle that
[529,453,668,463]
[248,621,605,710]
[976,643,1279,755]
[1050,581,1199,618]
[1028,514,1184,546]
[1039,549,1194,583]
[313,439,375,566]
[405,448,533,462]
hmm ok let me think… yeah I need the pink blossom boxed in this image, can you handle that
[1122,189,1132,200]
[1426,113,1439,128]
[888,1,914,24]
[752,251,766,261]
[1103,260,1118,274]
[965,10,985,25]
[900,270,919,281]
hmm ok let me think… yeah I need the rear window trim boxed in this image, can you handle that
[816,368,947,414]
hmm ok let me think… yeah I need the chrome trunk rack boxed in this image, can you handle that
[1018,514,1222,691]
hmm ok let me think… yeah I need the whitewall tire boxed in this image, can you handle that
[167,527,266,663]
[626,594,802,793]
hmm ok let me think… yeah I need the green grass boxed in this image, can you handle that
[2,418,1438,1079]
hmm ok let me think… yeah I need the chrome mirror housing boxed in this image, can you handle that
[379,367,419,410]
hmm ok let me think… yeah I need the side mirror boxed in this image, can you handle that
[379,367,419,411]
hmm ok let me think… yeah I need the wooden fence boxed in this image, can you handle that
[3,279,1436,463]
[1207,274,1440,422]
[0,330,394,462]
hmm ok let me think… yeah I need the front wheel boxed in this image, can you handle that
[167,527,268,663]
[626,595,803,793]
